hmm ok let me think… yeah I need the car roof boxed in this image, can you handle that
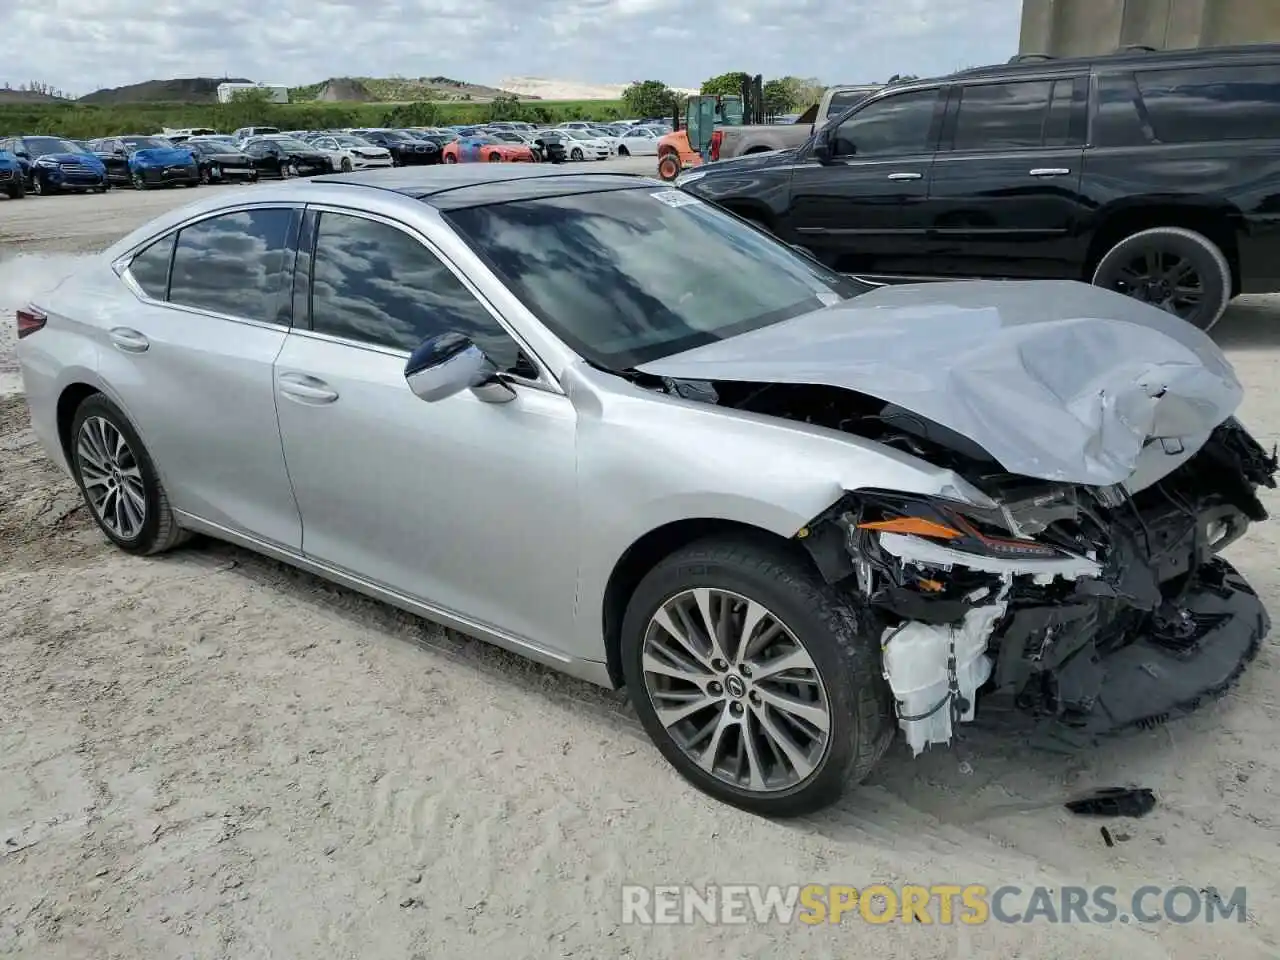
[947,42,1280,81]
[310,165,664,211]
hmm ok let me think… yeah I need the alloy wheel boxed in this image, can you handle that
[31,177,42,195]
[1105,248,1205,320]
[75,416,146,540]
[641,587,831,793]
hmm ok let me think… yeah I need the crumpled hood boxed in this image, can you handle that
[131,147,193,166]
[638,280,1243,487]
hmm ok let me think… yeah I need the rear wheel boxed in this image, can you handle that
[621,536,893,817]
[68,394,189,556]
[618,145,630,157]
[444,154,457,164]
[657,152,681,181]
[488,153,502,163]
[340,157,353,172]
[7,181,24,199]
[1092,226,1232,332]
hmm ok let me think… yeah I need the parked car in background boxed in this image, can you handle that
[0,149,24,199]
[240,136,331,178]
[232,126,281,144]
[1,135,109,194]
[530,132,568,164]
[488,130,549,160]
[442,135,535,164]
[678,43,1280,330]
[559,129,611,160]
[16,166,1275,817]
[184,138,259,184]
[89,135,197,189]
[349,129,440,166]
[612,126,663,157]
[305,134,393,172]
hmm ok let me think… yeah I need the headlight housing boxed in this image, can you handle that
[854,492,1069,561]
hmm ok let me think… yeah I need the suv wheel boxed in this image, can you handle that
[69,394,189,555]
[1092,226,1232,331]
[620,536,893,817]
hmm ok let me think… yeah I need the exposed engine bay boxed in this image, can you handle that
[654,376,1278,753]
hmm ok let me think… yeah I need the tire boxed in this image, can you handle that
[132,173,147,190]
[68,394,189,556]
[571,147,583,161]
[6,182,23,199]
[444,154,457,164]
[488,153,502,163]
[1091,226,1232,332]
[340,157,353,172]
[620,535,893,817]
[657,153,681,181]
[618,145,630,157]
[31,175,45,196]
[199,166,211,184]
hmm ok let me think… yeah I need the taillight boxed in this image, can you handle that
[16,306,47,339]
[709,129,723,162]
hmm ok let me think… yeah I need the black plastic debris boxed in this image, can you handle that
[1101,826,1115,847]
[1065,787,1157,818]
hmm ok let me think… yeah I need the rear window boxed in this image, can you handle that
[1134,64,1280,143]
[826,89,878,118]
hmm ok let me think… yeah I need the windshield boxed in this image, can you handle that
[122,136,174,150]
[269,138,315,151]
[562,130,592,140]
[468,135,498,145]
[192,137,238,149]
[444,188,867,369]
[334,135,373,147]
[25,136,86,156]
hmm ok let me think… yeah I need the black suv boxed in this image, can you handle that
[678,44,1280,330]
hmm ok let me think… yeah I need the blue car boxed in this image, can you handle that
[0,135,109,195]
[88,135,198,189]
[0,149,23,199]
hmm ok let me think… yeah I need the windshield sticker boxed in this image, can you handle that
[650,190,701,208]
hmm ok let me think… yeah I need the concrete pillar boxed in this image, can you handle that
[1019,0,1057,54]
[1165,0,1210,48]
[1204,0,1280,45]
[1052,0,1126,57]
[1119,0,1172,47]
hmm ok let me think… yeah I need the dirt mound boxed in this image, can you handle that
[316,78,374,102]
[79,77,252,104]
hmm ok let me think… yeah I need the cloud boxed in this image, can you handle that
[0,0,1019,96]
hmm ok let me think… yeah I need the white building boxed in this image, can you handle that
[216,82,290,104]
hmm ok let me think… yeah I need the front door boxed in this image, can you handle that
[927,76,1089,278]
[95,205,304,548]
[785,86,943,277]
[273,208,581,651]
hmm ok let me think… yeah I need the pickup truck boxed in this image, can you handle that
[715,84,883,159]
[655,84,883,179]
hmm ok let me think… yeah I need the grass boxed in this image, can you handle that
[0,99,630,139]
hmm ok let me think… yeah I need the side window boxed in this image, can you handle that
[309,212,521,371]
[127,234,175,300]
[1043,78,1079,146]
[952,80,1054,150]
[1094,73,1152,147]
[832,89,938,157]
[1134,64,1280,143]
[168,208,293,322]
[826,89,875,119]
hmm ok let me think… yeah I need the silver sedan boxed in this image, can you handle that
[15,166,1275,816]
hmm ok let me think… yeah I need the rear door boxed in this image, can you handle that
[926,74,1088,278]
[785,86,944,276]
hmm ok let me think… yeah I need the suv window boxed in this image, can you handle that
[168,209,293,322]
[952,80,1055,150]
[1134,64,1280,143]
[128,234,176,300]
[308,212,521,370]
[832,88,938,157]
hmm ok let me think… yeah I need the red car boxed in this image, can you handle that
[441,135,536,164]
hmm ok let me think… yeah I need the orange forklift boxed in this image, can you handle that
[656,75,762,181]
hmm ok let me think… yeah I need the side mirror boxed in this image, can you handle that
[812,128,835,163]
[404,332,515,404]
[15,150,29,159]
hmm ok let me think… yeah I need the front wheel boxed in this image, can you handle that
[618,145,630,157]
[571,147,583,161]
[6,182,24,199]
[444,154,457,164]
[621,536,893,817]
[340,157,353,172]
[68,394,189,556]
[131,172,147,190]
[657,152,681,181]
[487,153,502,163]
[1091,226,1232,332]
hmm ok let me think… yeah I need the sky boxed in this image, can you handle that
[0,0,1022,97]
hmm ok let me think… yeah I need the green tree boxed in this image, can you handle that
[228,87,274,105]
[700,71,749,97]
[621,80,676,117]
[761,78,798,116]
[383,101,441,127]
[487,94,525,121]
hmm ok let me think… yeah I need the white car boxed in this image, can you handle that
[612,126,662,158]
[558,129,611,160]
[306,134,394,172]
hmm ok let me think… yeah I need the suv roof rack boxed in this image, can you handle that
[1008,53,1055,63]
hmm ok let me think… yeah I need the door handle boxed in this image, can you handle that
[109,327,149,353]
[1029,168,1071,177]
[278,372,339,403]
[887,172,922,181]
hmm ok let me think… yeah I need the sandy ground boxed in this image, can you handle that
[1,175,1279,960]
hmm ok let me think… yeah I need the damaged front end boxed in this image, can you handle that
[797,417,1277,755]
